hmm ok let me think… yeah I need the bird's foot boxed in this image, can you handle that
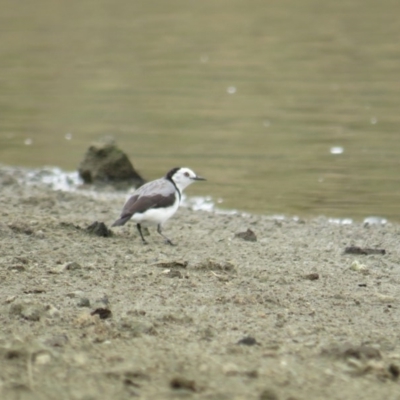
[165,239,175,246]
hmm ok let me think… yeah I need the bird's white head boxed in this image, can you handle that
[166,167,206,192]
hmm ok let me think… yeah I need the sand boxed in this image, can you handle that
[1,167,400,400]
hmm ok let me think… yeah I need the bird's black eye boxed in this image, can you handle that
[184,172,190,177]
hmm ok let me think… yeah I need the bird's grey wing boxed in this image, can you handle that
[112,180,176,227]
[136,178,176,197]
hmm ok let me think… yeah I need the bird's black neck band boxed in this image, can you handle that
[166,175,181,201]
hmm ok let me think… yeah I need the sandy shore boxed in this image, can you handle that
[1,167,400,400]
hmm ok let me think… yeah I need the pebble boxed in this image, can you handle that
[65,262,82,271]
[235,228,257,242]
[77,297,91,307]
[170,376,196,391]
[237,336,259,346]
[35,352,52,365]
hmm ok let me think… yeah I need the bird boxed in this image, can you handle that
[111,167,206,245]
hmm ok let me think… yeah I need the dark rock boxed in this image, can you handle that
[86,221,112,237]
[91,308,112,319]
[78,140,145,185]
[90,296,112,319]
[237,336,259,346]
[304,273,319,281]
[170,377,196,391]
[389,364,400,379]
[235,228,257,242]
[344,246,386,255]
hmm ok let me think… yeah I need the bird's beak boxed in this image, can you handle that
[192,175,206,181]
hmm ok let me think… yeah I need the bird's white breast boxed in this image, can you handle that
[130,196,180,226]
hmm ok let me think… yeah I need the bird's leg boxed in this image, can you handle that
[136,224,148,244]
[157,224,175,246]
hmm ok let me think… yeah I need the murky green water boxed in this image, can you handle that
[1,0,400,221]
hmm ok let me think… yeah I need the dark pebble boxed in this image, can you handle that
[344,246,385,255]
[237,336,259,346]
[87,221,112,237]
[304,273,319,281]
[389,364,400,379]
[170,377,196,391]
[91,308,112,319]
[235,228,257,242]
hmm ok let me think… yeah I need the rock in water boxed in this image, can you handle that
[78,140,145,185]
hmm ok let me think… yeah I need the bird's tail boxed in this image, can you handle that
[111,214,132,227]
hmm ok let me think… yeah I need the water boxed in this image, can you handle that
[1,0,400,221]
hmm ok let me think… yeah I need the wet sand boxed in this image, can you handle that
[1,168,400,400]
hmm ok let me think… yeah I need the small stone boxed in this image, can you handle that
[86,221,112,237]
[34,352,52,365]
[170,377,196,391]
[91,308,112,319]
[345,246,386,255]
[77,298,91,307]
[237,336,259,346]
[304,273,319,281]
[389,364,400,379]
[167,270,182,279]
[65,262,82,271]
[350,260,367,272]
[235,228,257,242]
